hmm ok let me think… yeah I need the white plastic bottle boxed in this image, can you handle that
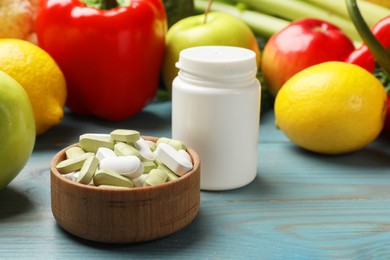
[172,46,261,190]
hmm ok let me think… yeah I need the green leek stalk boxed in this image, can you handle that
[229,0,361,42]
[346,0,390,75]
[194,0,289,38]
[302,0,390,29]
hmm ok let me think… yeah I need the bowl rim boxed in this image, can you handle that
[50,135,200,193]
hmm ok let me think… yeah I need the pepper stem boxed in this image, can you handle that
[102,0,118,9]
[346,0,390,75]
[81,0,119,10]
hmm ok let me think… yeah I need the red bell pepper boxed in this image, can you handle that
[36,0,167,120]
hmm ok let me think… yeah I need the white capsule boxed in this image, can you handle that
[96,147,117,161]
[135,137,155,161]
[99,156,143,179]
[155,143,193,176]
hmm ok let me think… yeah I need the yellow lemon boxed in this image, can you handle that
[0,39,66,135]
[274,61,387,154]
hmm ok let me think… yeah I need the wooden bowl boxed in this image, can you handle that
[50,137,200,244]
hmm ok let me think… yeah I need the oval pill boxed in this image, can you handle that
[155,143,193,176]
[167,171,179,181]
[178,149,192,164]
[77,156,99,184]
[157,163,180,181]
[157,163,174,174]
[96,147,117,161]
[56,152,94,174]
[135,137,155,161]
[114,142,140,157]
[99,156,143,179]
[156,137,186,151]
[110,129,140,143]
[79,134,114,153]
[158,163,180,182]
[127,162,144,179]
[65,147,85,159]
[144,169,168,187]
[93,169,134,188]
[142,161,157,173]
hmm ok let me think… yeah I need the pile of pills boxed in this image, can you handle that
[55,129,194,189]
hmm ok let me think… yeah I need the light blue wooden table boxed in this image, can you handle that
[1,100,390,259]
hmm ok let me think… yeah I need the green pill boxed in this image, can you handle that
[93,169,134,188]
[154,158,163,166]
[77,156,99,184]
[114,142,141,157]
[156,137,186,151]
[110,129,140,143]
[56,152,94,174]
[144,169,168,187]
[157,164,179,181]
[79,134,114,153]
[65,146,85,159]
[157,163,174,174]
[167,172,179,181]
[142,161,157,173]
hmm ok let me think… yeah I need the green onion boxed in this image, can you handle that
[234,0,361,42]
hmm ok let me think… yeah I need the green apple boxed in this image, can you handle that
[0,70,35,190]
[162,11,261,92]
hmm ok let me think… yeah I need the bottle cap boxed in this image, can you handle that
[176,46,257,82]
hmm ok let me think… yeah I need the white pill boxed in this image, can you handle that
[99,156,143,179]
[135,137,155,161]
[63,171,78,182]
[178,149,192,164]
[144,140,157,151]
[96,147,117,161]
[132,174,148,187]
[127,162,144,179]
[155,143,193,176]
